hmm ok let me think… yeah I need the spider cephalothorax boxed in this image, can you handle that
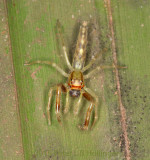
[68,70,84,97]
[25,20,126,130]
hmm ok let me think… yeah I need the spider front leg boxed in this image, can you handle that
[24,60,69,78]
[56,20,73,71]
[82,48,107,72]
[79,88,98,130]
[84,64,127,79]
[47,84,67,125]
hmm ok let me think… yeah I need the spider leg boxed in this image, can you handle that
[47,88,53,125]
[64,89,70,114]
[84,87,98,129]
[82,103,94,130]
[56,85,62,125]
[56,20,73,71]
[84,64,126,79]
[24,60,69,77]
[47,84,67,126]
[74,91,83,115]
[82,48,107,72]
[79,88,98,130]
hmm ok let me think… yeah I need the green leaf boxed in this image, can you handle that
[3,0,150,160]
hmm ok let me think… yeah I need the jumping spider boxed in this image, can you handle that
[25,20,125,130]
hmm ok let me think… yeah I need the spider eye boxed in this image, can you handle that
[70,79,74,84]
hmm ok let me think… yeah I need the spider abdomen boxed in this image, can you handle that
[72,21,88,70]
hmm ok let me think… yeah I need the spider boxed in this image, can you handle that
[25,20,125,130]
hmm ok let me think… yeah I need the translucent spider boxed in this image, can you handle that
[25,20,125,130]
